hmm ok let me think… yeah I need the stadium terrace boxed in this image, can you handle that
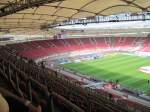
[0,0,150,112]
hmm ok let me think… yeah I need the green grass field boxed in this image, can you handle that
[62,54,150,95]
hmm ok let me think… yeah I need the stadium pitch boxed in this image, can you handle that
[62,54,150,95]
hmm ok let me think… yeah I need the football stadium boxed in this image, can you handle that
[0,0,150,112]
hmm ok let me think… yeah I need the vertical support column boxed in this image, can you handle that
[142,12,145,21]
[47,94,55,112]
[87,103,92,112]
[50,95,54,112]
[2,60,5,73]
[2,60,8,79]
[8,63,12,81]
[16,72,20,92]
[15,72,23,97]
[85,89,91,112]
[28,79,32,102]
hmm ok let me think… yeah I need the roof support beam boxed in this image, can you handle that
[0,0,64,17]
[120,0,148,11]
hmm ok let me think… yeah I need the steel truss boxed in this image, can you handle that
[42,12,150,29]
[0,0,64,17]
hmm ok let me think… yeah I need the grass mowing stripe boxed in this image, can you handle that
[62,54,150,94]
[64,54,131,69]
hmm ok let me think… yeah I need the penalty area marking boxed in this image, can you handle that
[139,66,150,74]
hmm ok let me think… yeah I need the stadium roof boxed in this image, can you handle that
[0,0,150,34]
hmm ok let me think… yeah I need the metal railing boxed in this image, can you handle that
[44,13,150,28]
